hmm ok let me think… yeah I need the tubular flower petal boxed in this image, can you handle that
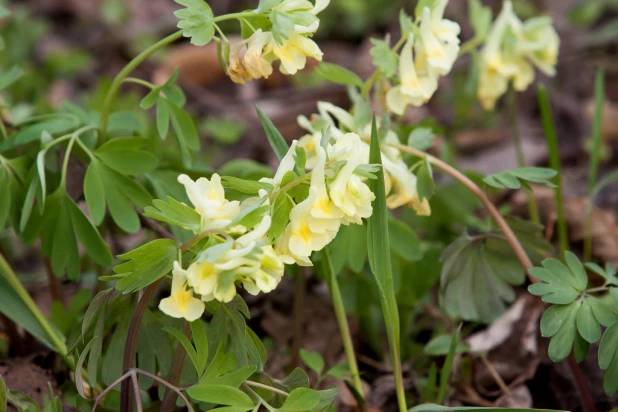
[266,32,323,75]
[386,34,438,115]
[288,189,333,257]
[419,7,458,76]
[243,30,274,80]
[382,156,430,215]
[308,146,344,234]
[159,262,205,321]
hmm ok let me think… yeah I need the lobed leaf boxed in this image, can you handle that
[174,0,215,46]
[314,62,364,88]
[483,167,557,190]
[144,196,201,233]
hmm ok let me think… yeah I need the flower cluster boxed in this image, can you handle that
[477,0,559,110]
[159,122,382,320]
[298,101,431,215]
[386,0,461,115]
[159,175,284,321]
[227,0,328,84]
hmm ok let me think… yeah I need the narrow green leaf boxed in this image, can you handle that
[256,106,289,160]
[187,384,254,408]
[437,325,461,403]
[598,320,618,395]
[300,349,325,376]
[314,62,364,87]
[163,326,201,375]
[191,319,209,375]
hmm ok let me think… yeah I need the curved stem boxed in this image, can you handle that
[244,380,289,397]
[160,321,191,410]
[458,36,485,57]
[389,142,535,274]
[99,30,184,142]
[123,77,156,89]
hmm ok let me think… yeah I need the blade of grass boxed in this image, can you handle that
[584,69,605,261]
[367,118,406,412]
[256,106,289,160]
[537,85,569,258]
[436,325,461,404]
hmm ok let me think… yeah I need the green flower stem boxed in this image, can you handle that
[584,69,605,261]
[123,77,156,89]
[0,253,68,356]
[321,248,364,402]
[509,86,540,223]
[98,30,184,142]
[59,136,77,189]
[537,85,568,257]
[244,380,288,397]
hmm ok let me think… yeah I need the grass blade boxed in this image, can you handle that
[436,324,461,404]
[256,105,289,160]
[367,117,406,412]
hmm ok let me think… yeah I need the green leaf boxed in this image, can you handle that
[299,349,325,376]
[388,218,422,262]
[113,239,179,293]
[0,256,66,354]
[310,388,338,412]
[168,100,200,167]
[407,128,435,151]
[221,176,273,195]
[424,334,470,356]
[314,62,364,87]
[84,158,152,233]
[187,385,254,409]
[245,326,267,371]
[548,304,577,362]
[369,37,398,77]
[599,320,618,395]
[576,298,601,343]
[256,106,289,160]
[0,65,23,90]
[574,331,590,363]
[416,158,435,203]
[174,0,215,46]
[468,0,492,38]
[269,193,294,239]
[274,368,310,392]
[528,252,587,304]
[483,167,557,190]
[163,325,201,375]
[204,116,245,145]
[440,233,527,323]
[585,262,618,286]
[366,118,402,396]
[191,319,209,375]
[278,388,321,412]
[38,189,111,279]
[271,11,294,44]
[156,96,170,139]
[144,196,201,233]
[94,137,158,175]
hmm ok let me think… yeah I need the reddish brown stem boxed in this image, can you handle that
[44,258,66,307]
[120,280,162,412]
[160,321,191,410]
[568,353,597,412]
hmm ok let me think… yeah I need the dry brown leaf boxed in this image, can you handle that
[454,129,507,151]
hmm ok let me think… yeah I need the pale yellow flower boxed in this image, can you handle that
[328,133,375,224]
[288,189,333,257]
[242,245,284,295]
[261,140,299,188]
[266,32,323,75]
[308,146,343,234]
[519,16,559,76]
[382,156,430,215]
[178,173,240,231]
[159,262,205,321]
[274,0,329,34]
[227,39,251,84]
[386,34,438,115]
[419,6,459,76]
[274,225,313,266]
[428,0,461,45]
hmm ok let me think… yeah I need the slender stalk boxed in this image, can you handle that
[389,142,535,273]
[458,36,485,57]
[120,280,162,412]
[509,86,539,223]
[290,267,305,369]
[537,85,569,257]
[321,248,364,401]
[99,30,184,141]
[244,380,289,397]
[568,353,597,412]
[584,70,605,261]
[161,321,191,410]
[389,142,597,411]
[0,253,68,356]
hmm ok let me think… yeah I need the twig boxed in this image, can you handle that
[479,354,511,398]
[568,353,597,412]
